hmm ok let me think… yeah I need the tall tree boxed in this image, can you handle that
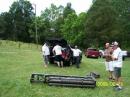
[61,13,77,44]
[63,2,75,19]
[9,0,34,42]
[85,0,130,48]
[41,4,64,22]
[40,4,64,40]
[85,0,119,47]
[73,12,87,48]
[111,0,130,47]
[0,12,9,39]
[61,12,87,47]
[29,16,51,44]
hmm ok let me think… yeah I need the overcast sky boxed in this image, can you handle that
[0,0,92,16]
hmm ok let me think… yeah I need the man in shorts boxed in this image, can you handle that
[53,44,63,67]
[112,41,123,90]
[104,43,114,80]
[42,43,50,67]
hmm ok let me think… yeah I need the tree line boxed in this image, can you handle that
[0,0,130,48]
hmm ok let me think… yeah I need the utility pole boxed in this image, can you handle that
[32,4,38,46]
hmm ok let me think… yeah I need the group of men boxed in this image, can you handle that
[42,43,82,68]
[104,41,123,90]
[42,41,123,90]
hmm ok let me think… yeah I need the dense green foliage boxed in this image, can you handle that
[85,0,130,47]
[0,40,130,97]
[0,0,34,42]
[0,0,130,48]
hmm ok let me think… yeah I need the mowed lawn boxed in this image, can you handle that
[0,40,130,97]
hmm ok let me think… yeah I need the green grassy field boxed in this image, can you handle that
[0,40,130,97]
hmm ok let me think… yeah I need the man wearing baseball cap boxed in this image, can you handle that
[112,41,123,90]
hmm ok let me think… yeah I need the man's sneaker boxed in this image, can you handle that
[114,86,123,91]
[118,86,123,90]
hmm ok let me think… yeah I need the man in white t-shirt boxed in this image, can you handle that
[53,44,63,67]
[42,43,50,67]
[71,45,82,68]
[112,41,123,90]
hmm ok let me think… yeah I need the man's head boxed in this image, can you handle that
[105,43,110,48]
[75,45,78,49]
[113,41,118,46]
[45,42,49,46]
[113,41,119,49]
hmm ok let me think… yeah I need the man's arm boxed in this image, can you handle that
[111,50,119,60]
[42,46,45,55]
[78,49,82,54]
[103,50,108,57]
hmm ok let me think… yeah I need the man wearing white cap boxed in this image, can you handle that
[112,41,123,90]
